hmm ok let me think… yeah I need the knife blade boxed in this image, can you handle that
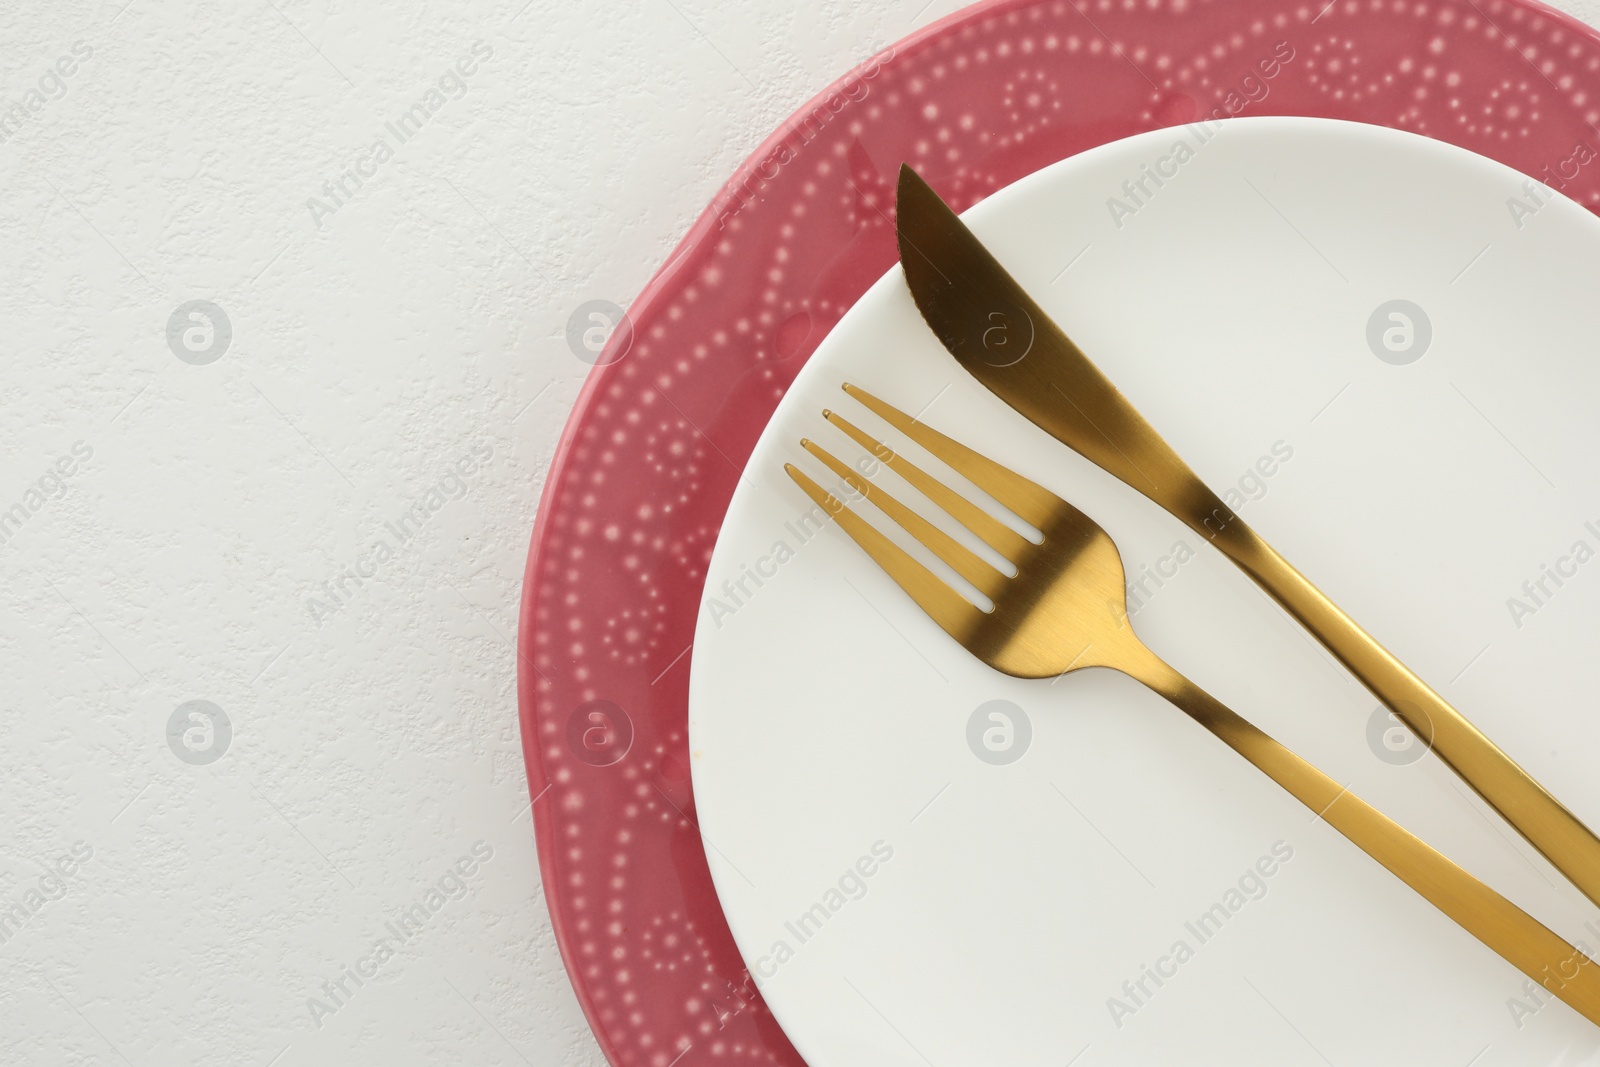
[895,161,1600,910]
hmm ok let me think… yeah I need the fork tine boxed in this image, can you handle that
[801,438,1008,598]
[842,383,1059,529]
[784,464,975,633]
[823,409,1035,565]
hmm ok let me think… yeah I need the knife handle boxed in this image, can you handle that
[1135,651,1600,1025]
[1209,518,1600,910]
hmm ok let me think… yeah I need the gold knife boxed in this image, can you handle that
[894,163,1600,909]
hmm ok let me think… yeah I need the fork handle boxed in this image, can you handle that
[1210,519,1600,912]
[1135,652,1600,1026]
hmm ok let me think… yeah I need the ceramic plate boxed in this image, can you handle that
[690,116,1600,1066]
[518,2,1600,1063]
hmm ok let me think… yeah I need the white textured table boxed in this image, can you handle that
[2,1,1597,1063]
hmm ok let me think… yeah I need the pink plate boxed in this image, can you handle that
[518,1,1600,1063]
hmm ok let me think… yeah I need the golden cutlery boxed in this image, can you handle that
[893,162,1600,912]
[786,383,1600,1025]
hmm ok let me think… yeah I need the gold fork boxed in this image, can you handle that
[786,383,1600,1026]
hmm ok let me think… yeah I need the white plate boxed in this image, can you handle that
[688,116,1600,1066]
